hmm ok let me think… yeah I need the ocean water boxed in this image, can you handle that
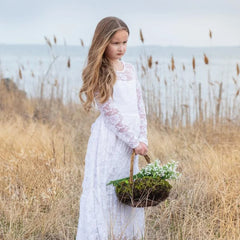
[0,44,240,121]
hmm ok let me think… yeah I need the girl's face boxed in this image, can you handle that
[105,30,128,62]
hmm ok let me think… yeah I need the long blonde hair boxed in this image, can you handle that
[79,16,129,111]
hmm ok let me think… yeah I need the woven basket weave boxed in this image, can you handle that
[115,151,172,208]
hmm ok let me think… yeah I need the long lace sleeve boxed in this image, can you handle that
[136,72,148,146]
[95,95,140,149]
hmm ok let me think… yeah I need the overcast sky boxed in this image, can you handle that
[1,0,240,46]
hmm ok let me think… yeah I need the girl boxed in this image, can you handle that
[76,16,148,240]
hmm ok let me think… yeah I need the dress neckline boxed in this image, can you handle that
[116,61,125,73]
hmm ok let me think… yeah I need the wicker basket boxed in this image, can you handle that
[115,151,172,207]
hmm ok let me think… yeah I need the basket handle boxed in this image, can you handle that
[130,150,151,184]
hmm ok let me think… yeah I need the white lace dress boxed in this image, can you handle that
[76,61,148,240]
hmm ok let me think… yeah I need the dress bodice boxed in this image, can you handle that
[94,61,148,149]
[113,62,138,115]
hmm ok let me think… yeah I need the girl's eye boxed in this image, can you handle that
[111,41,127,45]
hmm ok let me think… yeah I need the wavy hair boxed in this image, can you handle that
[79,16,129,111]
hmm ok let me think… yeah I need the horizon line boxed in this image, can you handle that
[0,43,239,48]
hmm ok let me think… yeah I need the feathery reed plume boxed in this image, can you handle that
[44,36,52,48]
[80,39,84,47]
[208,81,214,86]
[216,82,223,123]
[54,79,58,87]
[209,29,212,39]
[141,65,146,74]
[192,56,196,73]
[53,35,57,44]
[236,63,239,76]
[148,56,152,68]
[171,56,175,71]
[232,77,237,85]
[18,68,22,79]
[67,58,71,68]
[139,29,144,43]
[181,104,189,108]
[182,64,185,71]
[235,89,240,98]
[204,54,209,65]
[31,71,35,78]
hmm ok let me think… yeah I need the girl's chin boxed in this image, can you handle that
[110,58,122,62]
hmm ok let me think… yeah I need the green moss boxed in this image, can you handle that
[115,176,172,207]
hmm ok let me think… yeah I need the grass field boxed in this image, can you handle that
[0,86,239,239]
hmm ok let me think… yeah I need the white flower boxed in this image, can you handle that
[137,159,181,180]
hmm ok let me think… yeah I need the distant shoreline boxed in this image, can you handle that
[1,44,240,60]
[0,43,240,48]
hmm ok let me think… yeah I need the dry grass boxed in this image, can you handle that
[0,95,239,239]
[0,76,98,239]
[0,98,97,239]
[0,117,79,239]
[144,123,240,239]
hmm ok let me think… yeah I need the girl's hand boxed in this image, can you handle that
[134,142,148,156]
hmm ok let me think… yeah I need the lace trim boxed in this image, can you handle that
[95,93,139,149]
[116,62,135,81]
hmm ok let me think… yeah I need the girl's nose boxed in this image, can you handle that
[118,44,124,51]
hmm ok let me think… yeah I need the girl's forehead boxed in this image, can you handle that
[111,30,129,40]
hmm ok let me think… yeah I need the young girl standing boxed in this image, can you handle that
[76,16,148,240]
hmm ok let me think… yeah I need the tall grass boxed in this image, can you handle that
[0,91,97,239]
[0,35,240,239]
[138,31,240,128]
